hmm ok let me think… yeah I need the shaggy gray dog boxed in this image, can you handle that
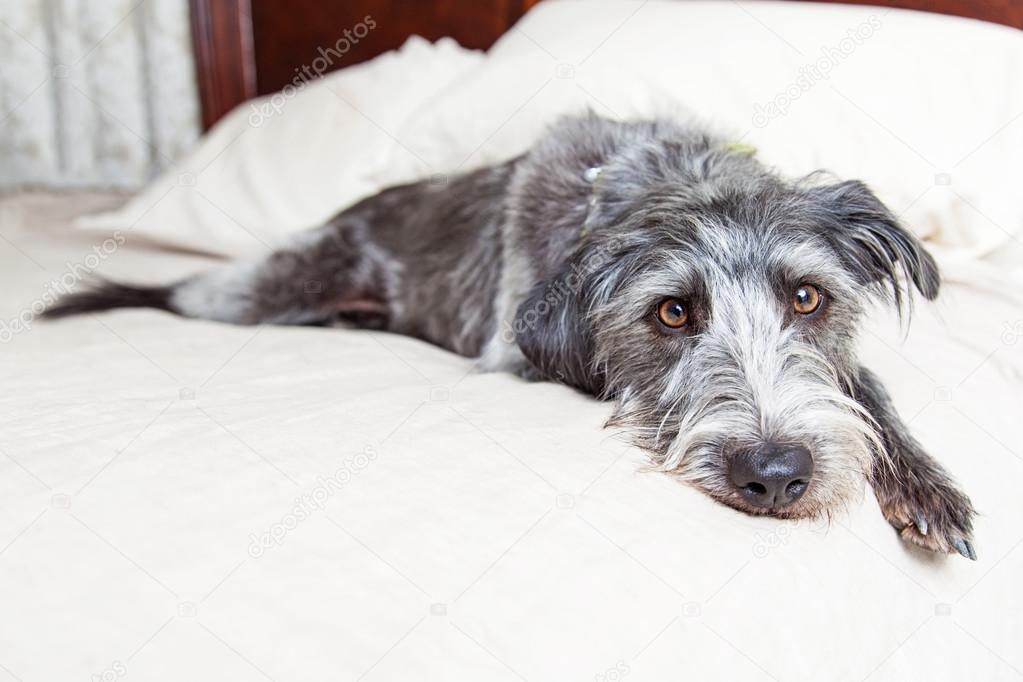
[46,114,976,559]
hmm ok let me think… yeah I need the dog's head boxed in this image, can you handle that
[514,161,939,519]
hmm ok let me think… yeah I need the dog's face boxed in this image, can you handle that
[515,177,939,519]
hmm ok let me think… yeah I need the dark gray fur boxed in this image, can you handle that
[45,114,975,558]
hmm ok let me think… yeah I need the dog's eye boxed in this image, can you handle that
[656,298,689,328]
[793,284,822,315]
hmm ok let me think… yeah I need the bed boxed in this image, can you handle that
[2,1,1022,680]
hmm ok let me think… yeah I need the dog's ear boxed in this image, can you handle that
[811,180,940,307]
[513,261,605,396]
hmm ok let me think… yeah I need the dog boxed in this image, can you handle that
[45,114,976,559]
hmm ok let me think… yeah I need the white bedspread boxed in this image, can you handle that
[2,187,1021,680]
[3,1,1023,680]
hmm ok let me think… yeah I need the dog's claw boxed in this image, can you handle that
[952,538,977,561]
[882,497,976,559]
[913,512,928,536]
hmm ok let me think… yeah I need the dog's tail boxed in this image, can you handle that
[42,280,174,319]
[43,224,389,327]
[43,261,337,326]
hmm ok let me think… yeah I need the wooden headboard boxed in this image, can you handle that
[189,0,1021,130]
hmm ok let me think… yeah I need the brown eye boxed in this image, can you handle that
[656,298,689,328]
[793,284,822,315]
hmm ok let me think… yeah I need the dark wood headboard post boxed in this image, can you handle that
[188,0,540,131]
[189,0,257,130]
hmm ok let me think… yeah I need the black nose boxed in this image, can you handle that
[729,443,814,510]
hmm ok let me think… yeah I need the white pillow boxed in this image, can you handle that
[76,36,484,256]
[392,0,1023,263]
[81,1,1023,266]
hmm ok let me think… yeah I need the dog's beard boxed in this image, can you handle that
[609,342,883,520]
[664,395,878,520]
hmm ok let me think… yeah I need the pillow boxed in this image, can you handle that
[392,0,1023,264]
[80,1,1023,266]
[76,36,484,256]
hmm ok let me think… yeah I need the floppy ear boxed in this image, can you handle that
[811,180,940,307]
[513,261,606,396]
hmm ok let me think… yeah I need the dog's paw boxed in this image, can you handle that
[877,476,977,560]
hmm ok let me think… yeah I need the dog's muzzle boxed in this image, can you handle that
[728,443,814,510]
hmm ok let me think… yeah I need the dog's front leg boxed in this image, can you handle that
[854,367,977,559]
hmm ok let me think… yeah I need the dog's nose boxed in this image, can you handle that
[729,443,813,510]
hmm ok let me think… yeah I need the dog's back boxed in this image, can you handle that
[45,115,736,361]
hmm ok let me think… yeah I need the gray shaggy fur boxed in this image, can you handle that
[45,114,975,558]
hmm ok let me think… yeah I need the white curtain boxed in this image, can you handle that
[0,0,200,189]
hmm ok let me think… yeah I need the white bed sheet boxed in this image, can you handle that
[1,188,1022,680]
